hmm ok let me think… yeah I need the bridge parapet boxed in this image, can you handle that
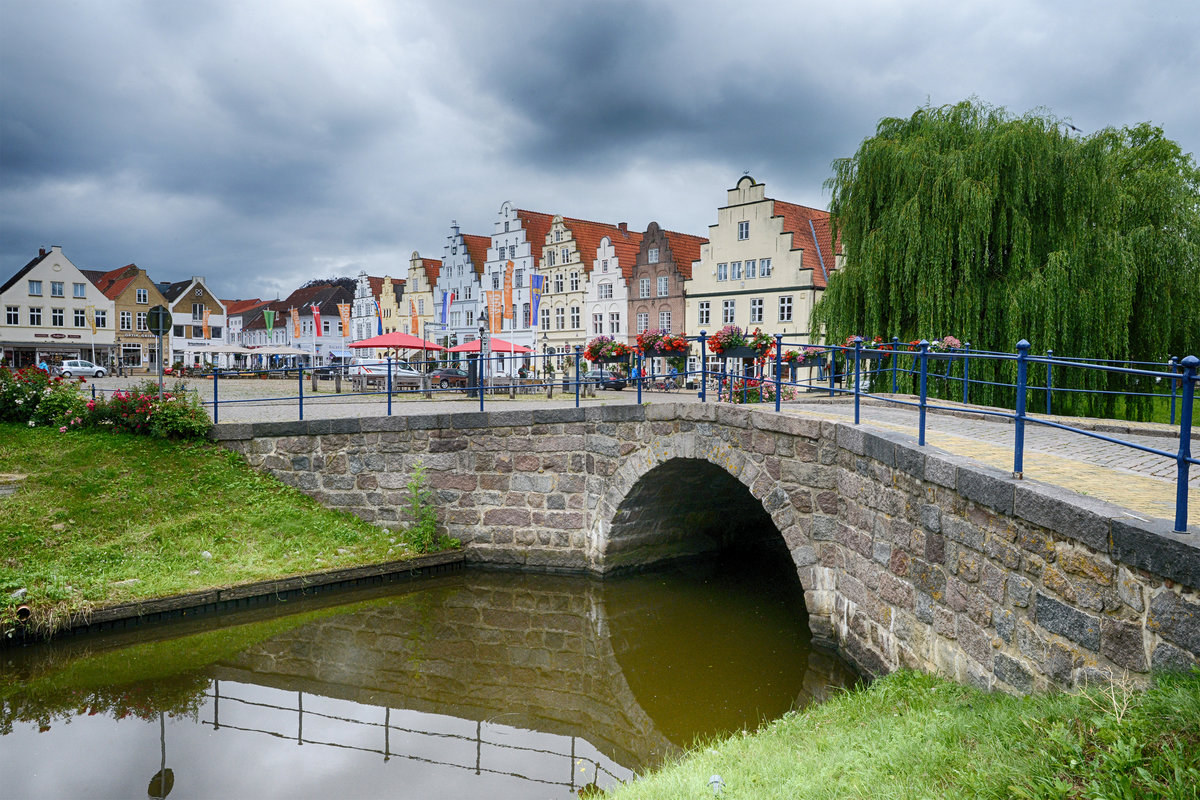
[213,403,1200,692]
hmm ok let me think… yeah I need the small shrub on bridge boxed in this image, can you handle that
[402,462,459,554]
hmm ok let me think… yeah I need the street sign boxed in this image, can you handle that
[147,305,172,336]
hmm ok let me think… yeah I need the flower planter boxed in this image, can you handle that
[801,355,824,367]
[719,346,766,360]
[644,348,687,359]
[593,355,629,364]
[924,351,959,361]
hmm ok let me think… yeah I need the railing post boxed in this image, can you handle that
[386,356,392,417]
[1014,340,1030,478]
[1046,349,1054,415]
[774,334,783,412]
[574,345,581,408]
[213,369,219,425]
[298,363,304,421]
[636,351,643,405]
[853,336,863,424]
[918,340,929,446]
[1169,356,1178,425]
[962,342,971,405]
[891,336,899,394]
[828,346,836,397]
[1174,355,1197,532]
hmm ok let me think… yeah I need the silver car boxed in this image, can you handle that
[54,359,107,378]
[349,358,422,386]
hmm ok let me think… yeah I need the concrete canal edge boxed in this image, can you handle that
[4,550,466,646]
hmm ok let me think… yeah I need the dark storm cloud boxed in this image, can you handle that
[1,0,1198,298]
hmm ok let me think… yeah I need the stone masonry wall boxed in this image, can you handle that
[212,403,1200,692]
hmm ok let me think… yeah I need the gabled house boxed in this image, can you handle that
[482,203,554,355]
[0,246,115,369]
[351,273,405,344]
[434,222,489,345]
[630,222,705,344]
[585,226,643,347]
[157,276,227,367]
[404,253,442,352]
[86,263,171,374]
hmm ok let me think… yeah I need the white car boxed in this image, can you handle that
[54,359,107,378]
[349,358,422,386]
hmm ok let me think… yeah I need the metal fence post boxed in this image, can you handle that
[1046,349,1054,415]
[574,346,581,408]
[962,342,971,405]
[1014,340,1030,478]
[1169,356,1178,425]
[699,332,707,403]
[298,363,304,421]
[853,336,863,424]
[636,351,643,405]
[774,334,783,412]
[918,340,929,446]
[1174,355,1197,532]
[213,369,219,425]
[386,356,392,417]
[828,347,836,398]
[891,336,899,394]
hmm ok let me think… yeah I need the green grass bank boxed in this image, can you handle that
[606,670,1200,800]
[0,423,449,634]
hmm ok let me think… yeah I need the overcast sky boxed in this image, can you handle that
[2,0,1197,300]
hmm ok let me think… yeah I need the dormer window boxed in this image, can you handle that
[738,221,750,240]
[555,230,562,242]
[648,247,659,263]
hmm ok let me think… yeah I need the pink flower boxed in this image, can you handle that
[59,426,67,433]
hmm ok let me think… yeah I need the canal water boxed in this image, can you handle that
[1,552,859,798]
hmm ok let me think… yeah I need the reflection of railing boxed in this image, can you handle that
[202,681,625,792]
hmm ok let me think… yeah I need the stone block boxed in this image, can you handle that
[1035,592,1100,652]
[1151,642,1198,672]
[862,431,895,467]
[993,608,1015,643]
[835,424,865,456]
[1147,590,1200,655]
[920,503,942,533]
[957,463,1014,515]
[924,453,958,488]
[1116,567,1145,613]
[1013,483,1116,552]
[895,444,925,478]
[1100,619,1148,672]
[909,558,946,599]
[1110,517,1200,591]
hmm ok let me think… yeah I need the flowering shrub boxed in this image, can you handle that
[725,378,797,404]
[636,329,689,353]
[584,336,632,362]
[0,367,88,427]
[707,325,774,356]
[931,335,963,351]
[781,349,802,363]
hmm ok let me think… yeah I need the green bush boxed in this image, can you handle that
[402,462,458,553]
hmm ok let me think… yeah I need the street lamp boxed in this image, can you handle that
[478,307,490,386]
[541,332,549,377]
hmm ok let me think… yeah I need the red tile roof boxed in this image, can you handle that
[367,276,405,301]
[91,264,139,301]
[223,298,271,315]
[516,209,555,260]
[772,200,836,288]
[462,234,491,277]
[660,230,707,281]
[416,257,442,286]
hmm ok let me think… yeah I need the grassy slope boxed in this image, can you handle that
[0,423,431,632]
[607,670,1200,800]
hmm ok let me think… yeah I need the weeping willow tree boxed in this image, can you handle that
[811,100,1200,418]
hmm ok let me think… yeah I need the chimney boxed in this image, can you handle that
[618,222,628,234]
[39,248,47,258]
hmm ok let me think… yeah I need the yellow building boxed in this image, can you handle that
[88,264,171,374]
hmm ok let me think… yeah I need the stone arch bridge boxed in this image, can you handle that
[214,403,1200,693]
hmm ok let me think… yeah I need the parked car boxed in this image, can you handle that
[54,359,107,378]
[429,367,469,388]
[589,369,627,390]
[349,358,422,386]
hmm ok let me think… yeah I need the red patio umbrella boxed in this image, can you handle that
[446,337,533,354]
[348,332,444,351]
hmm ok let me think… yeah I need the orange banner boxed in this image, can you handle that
[487,291,503,334]
[291,307,300,338]
[410,299,418,337]
[503,260,514,322]
[337,303,351,335]
[203,308,211,339]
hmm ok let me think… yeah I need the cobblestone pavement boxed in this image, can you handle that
[86,376,1198,528]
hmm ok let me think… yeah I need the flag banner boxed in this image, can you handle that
[203,308,211,339]
[530,274,544,324]
[311,304,322,337]
[410,299,418,337]
[487,291,503,334]
[337,303,351,335]
[441,290,455,325]
[503,260,514,321]
[291,307,300,338]
[86,305,97,335]
[264,309,275,337]
[374,299,383,335]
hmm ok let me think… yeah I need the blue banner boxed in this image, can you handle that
[530,274,544,324]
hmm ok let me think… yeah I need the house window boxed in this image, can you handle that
[28,280,42,296]
[136,288,149,304]
[657,276,669,296]
[73,282,86,298]
[137,312,148,331]
[508,245,516,259]
[515,269,524,288]
[750,298,763,324]
[760,258,772,277]
[560,247,569,263]
[570,272,579,291]
[648,247,659,263]
[593,313,603,334]
[598,282,613,300]
[555,229,562,242]
[745,259,757,279]
[51,281,64,297]
[51,308,64,327]
[6,306,18,325]
[555,307,565,330]
[602,259,609,272]
[731,261,743,280]
[492,273,500,289]
[418,299,425,315]
[722,299,735,324]
[779,295,793,322]
[737,221,749,240]
[94,310,106,328]
[174,324,184,337]
[659,310,671,331]
[548,250,556,266]
[541,307,550,330]
[120,311,133,330]
[717,263,728,281]
[570,306,580,328]
[636,312,649,334]
[698,301,711,326]
[466,310,475,326]
[639,278,650,298]
[521,302,530,327]
[192,303,204,320]
[323,321,330,335]
[29,307,42,325]
[504,221,510,232]
[554,274,564,293]
[609,312,621,334]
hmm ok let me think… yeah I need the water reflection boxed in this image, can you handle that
[1,556,859,798]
